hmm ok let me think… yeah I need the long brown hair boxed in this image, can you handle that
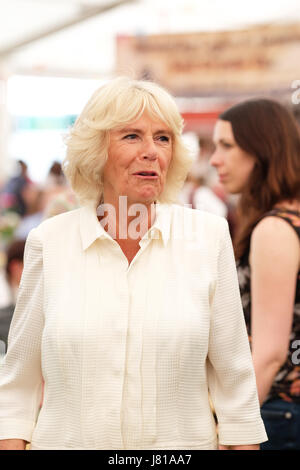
[219,99,300,260]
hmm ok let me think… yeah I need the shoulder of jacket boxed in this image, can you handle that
[33,207,82,239]
[171,203,226,224]
[169,204,228,245]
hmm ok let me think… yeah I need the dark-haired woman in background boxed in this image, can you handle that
[210,99,300,450]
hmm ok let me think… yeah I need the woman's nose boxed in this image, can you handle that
[209,150,221,167]
[141,138,158,160]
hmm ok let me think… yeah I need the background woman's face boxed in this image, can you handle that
[103,112,173,206]
[210,119,255,194]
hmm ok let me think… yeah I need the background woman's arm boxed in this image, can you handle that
[0,439,27,450]
[207,218,267,447]
[249,216,299,405]
[219,444,259,450]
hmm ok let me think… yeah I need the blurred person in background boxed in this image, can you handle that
[210,98,300,450]
[42,187,78,219]
[42,161,78,219]
[0,239,25,356]
[43,161,68,204]
[185,165,228,218]
[0,160,31,216]
[178,135,228,218]
[197,136,218,188]
[0,77,266,450]
[14,183,46,239]
[45,161,66,188]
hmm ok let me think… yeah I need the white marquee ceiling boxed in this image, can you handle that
[0,0,300,78]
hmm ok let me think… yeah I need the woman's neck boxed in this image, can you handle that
[98,199,157,242]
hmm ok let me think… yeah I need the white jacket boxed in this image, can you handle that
[0,203,267,449]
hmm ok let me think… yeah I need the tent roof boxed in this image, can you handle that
[0,0,300,78]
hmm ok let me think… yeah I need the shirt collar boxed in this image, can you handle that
[79,201,171,251]
[79,202,107,251]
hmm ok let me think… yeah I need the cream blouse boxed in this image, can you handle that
[0,203,267,449]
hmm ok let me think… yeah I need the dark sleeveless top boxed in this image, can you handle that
[236,208,300,404]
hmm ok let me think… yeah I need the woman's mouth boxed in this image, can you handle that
[133,171,159,179]
[219,174,227,183]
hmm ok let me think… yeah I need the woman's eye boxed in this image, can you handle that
[124,134,138,140]
[157,135,170,142]
[221,142,232,149]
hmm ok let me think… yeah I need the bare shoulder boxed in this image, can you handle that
[252,215,299,245]
[250,215,300,266]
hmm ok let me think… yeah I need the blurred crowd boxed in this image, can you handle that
[0,159,78,354]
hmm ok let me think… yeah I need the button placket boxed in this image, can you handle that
[97,241,129,448]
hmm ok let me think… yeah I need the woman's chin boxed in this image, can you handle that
[132,189,160,204]
[221,181,239,195]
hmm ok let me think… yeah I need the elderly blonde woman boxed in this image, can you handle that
[0,77,267,450]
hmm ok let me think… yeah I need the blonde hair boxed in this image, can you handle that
[63,76,193,206]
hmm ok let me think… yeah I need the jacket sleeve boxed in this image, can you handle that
[0,228,44,442]
[207,218,268,446]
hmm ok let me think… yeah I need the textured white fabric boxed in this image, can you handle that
[0,203,267,449]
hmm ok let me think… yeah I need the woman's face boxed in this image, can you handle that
[210,119,256,194]
[103,112,173,207]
